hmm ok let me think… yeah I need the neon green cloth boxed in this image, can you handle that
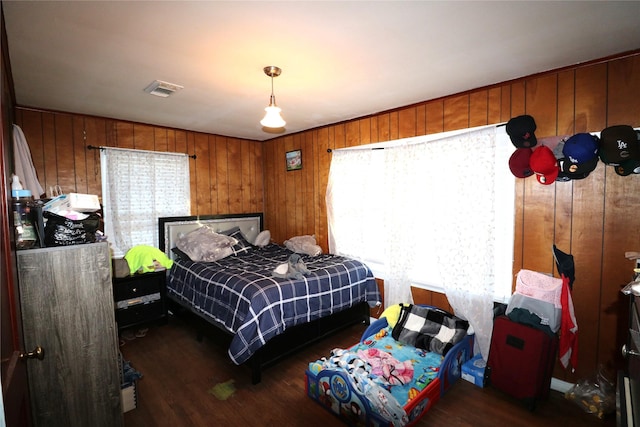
[208,380,236,400]
[124,245,174,274]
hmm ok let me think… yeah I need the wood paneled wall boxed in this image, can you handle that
[13,51,640,383]
[13,112,264,217]
[262,52,640,383]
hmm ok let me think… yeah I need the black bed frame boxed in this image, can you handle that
[167,296,371,384]
[158,212,372,384]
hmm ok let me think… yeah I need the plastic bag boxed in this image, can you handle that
[43,211,100,246]
[564,365,615,419]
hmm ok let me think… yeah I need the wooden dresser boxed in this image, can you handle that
[17,243,123,427]
[619,293,640,426]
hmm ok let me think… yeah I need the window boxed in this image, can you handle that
[101,147,190,258]
[327,125,514,300]
[326,125,515,358]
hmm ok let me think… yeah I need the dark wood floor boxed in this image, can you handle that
[121,315,616,426]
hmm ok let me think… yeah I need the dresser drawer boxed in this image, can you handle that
[112,271,167,331]
[116,301,165,329]
[113,271,165,301]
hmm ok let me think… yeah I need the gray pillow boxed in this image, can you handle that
[176,226,237,262]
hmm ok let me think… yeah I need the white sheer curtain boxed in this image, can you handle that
[326,148,387,268]
[383,142,427,305]
[430,127,514,359]
[326,125,514,360]
[101,147,190,258]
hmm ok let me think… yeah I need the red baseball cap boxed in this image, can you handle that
[529,146,559,185]
[508,148,534,178]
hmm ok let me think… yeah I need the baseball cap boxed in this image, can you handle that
[614,158,640,176]
[508,148,534,178]
[552,140,565,159]
[529,146,559,185]
[599,125,639,165]
[558,156,598,180]
[506,115,537,148]
[562,133,599,164]
[553,244,575,290]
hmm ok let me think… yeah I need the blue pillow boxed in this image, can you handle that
[221,226,253,256]
[171,246,193,262]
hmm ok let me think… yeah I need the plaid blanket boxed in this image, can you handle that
[391,305,469,356]
[167,244,380,364]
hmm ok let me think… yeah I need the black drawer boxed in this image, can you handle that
[113,272,165,301]
[112,271,167,331]
[116,301,165,329]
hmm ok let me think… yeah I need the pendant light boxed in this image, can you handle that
[260,66,286,128]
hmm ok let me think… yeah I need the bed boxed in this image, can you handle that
[158,213,381,384]
[305,304,474,426]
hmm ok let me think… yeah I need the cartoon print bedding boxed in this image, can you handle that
[306,305,474,427]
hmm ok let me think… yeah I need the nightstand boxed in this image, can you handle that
[113,270,167,331]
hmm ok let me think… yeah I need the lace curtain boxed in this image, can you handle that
[383,142,425,305]
[101,147,190,258]
[326,148,387,268]
[326,125,514,359]
[430,127,514,359]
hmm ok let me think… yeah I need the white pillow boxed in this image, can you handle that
[284,235,322,256]
[254,230,271,247]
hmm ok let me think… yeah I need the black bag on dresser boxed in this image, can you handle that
[43,211,101,246]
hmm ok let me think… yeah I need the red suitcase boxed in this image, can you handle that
[486,315,558,409]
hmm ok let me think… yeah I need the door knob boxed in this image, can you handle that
[20,346,45,361]
[622,344,640,358]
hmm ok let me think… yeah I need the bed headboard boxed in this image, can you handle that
[158,213,263,260]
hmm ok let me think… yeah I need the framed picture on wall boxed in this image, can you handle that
[286,149,302,171]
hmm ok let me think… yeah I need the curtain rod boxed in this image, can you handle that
[328,147,384,153]
[87,145,196,159]
[327,123,504,153]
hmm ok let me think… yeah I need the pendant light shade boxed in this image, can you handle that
[261,103,286,128]
[260,66,286,128]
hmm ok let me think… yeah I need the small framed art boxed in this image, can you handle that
[286,149,302,171]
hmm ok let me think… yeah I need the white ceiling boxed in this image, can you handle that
[3,1,640,142]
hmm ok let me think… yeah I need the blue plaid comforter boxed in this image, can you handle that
[167,244,381,364]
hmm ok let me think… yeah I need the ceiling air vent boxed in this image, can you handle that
[143,80,184,98]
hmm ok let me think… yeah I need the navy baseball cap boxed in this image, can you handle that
[562,133,599,164]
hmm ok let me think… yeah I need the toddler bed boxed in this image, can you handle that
[306,304,474,426]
